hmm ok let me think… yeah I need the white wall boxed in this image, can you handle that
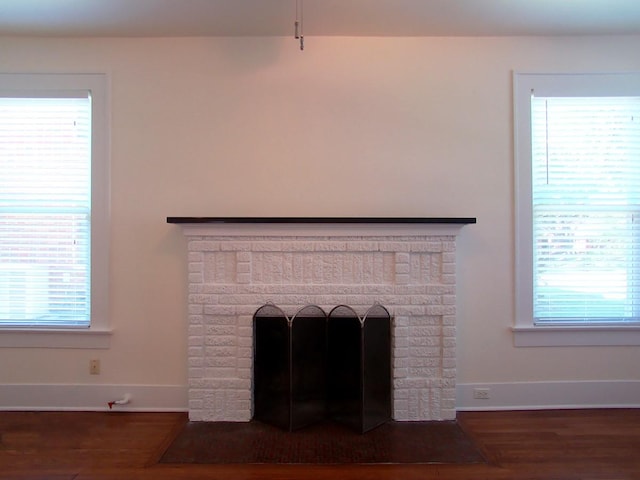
[1,34,639,410]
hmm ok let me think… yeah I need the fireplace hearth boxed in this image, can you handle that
[168,217,475,423]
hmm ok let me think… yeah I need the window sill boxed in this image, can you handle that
[0,328,112,349]
[513,325,640,347]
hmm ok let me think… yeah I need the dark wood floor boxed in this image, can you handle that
[1,409,639,479]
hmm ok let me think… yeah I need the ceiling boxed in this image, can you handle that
[1,0,640,38]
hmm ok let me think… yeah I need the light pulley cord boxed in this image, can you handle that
[295,0,304,50]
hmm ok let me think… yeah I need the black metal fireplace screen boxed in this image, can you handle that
[253,303,392,433]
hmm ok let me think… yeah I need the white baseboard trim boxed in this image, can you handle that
[2,381,638,413]
[0,384,188,412]
[457,380,640,411]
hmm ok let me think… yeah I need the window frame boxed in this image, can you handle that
[513,72,640,347]
[0,73,111,349]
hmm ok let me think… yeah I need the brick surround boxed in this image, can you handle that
[179,222,465,422]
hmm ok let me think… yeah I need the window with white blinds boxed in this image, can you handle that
[0,74,109,339]
[515,73,640,344]
[0,95,91,327]
[532,96,640,324]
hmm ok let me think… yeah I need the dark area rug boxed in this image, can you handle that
[160,420,487,465]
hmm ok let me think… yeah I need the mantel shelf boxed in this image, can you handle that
[166,217,477,225]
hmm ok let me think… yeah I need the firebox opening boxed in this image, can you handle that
[253,303,392,433]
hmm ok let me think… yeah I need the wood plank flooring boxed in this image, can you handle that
[1,409,639,479]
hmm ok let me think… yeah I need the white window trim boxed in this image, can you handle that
[513,71,640,347]
[0,73,111,349]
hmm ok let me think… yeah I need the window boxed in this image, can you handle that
[514,72,640,346]
[0,73,110,348]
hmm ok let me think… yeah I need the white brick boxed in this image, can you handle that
[236,262,251,274]
[410,346,441,357]
[443,326,457,337]
[237,347,252,358]
[188,252,204,262]
[409,367,439,378]
[189,294,217,304]
[443,337,456,348]
[442,346,456,358]
[394,347,409,359]
[222,241,251,251]
[188,304,203,315]
[409,357,440,368]
[393,357,410,368]
[188,273,204,283]
[252,242,284,252]
[393,367,409,378]
[189,241,219,252]
[189,325,204,336]
[442,358,456,368]
[205,325,235,336]
[204,305,236,315]
[394,377,429,389]
[189,357,203,367]
[205,356,236,367]
[381,242,410,252]
[442,263,456,274]
[442,315,456,325]
[395,263,410,274]
[443,241,456,252]
[347,241,379,251]
[180,230,461,422]
[393,335,409,348]
[395,252,411,263]
[205,367,237,378]
[205,335,236,346]
[314,242,346,252]
[237,251,252,262]
[442,252,456,263]
[237,358,252,369]
[441,273,456,284]
[188,346,204,357]
[394,399,408,413]
[442,295,456,305]
[188,262,203,273]
[205,346,236,357]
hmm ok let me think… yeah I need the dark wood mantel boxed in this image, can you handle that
[166,217,477,225]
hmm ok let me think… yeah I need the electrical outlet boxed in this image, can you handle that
[89,359,100,375]
[473,387,490,400]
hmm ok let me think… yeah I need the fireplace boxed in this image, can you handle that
[167,217,475,422]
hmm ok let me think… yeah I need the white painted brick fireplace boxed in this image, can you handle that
[170,218,473,423]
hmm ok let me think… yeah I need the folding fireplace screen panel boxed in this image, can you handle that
[253,304,327,431]
[327,304,392,434]
[253,303,392,433]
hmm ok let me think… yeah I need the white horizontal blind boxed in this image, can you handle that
[0,94,92,327]
[531,95,640,324]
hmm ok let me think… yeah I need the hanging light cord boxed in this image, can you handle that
[295,0,304,50]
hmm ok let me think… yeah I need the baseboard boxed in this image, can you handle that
[2,381,638,413]
[456,380,640,411]
[0,384,188,412]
